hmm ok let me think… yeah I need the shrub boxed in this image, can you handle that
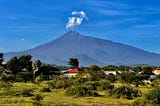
[40,87,51,92]
[151,79,160,87]
[84,81,99,90]
[16,71,33,82]
[0,81,13,89]
[47,81,56,89]
[146,88,160,104]
[106,74,117,83]
[1,74,15,82]
[35,76,41,85]
[109,85,142,99]
[55,78,72,89]
[98,80,114,90]
[32,94,44,102]
[119,72,132,84]
[132,98,147,106]
[66,85,99,97]
[0,81,14,96]
[73,78,88,86]
[51,75,61,82]
[21,89,34,97]
[12,88,34,97]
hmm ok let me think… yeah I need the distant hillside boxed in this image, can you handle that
[4,31,160,66]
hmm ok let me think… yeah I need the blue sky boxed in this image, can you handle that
[0,0,160,53]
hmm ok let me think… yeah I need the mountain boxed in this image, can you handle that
[4,31,160,66]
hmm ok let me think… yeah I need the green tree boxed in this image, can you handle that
[89,65,102,81]
[89,65,101,73]
[0,52,3,65]
[6,55,33,74]
[68,58,79,68]
[19,55,32,71]
[6,56,21,74]
[142,66,153,75]
[37,65,60,80]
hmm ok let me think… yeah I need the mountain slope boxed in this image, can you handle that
[4,31,160,66]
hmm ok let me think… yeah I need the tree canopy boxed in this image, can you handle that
[6,55,33,74]
[68,58,79,68]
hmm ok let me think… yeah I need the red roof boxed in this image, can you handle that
[64,68,84,74]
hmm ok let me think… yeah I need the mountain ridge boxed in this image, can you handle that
[4,31,160,66]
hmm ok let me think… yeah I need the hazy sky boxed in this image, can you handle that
[0,0,160,53]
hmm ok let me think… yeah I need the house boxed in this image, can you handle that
[152,68,160,75]
[103,70,116,76]
[63,68,85,77]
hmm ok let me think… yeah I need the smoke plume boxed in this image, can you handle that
[66,11,88,29]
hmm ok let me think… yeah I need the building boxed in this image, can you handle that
[152,68,160,75]
[103,70,116,76]
[63,68,85,77]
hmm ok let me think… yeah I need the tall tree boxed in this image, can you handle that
[0,52,3,65]
[6,55,33,74]
[6,56,21,74]
[19,55,32,71]
[68,58,79,68]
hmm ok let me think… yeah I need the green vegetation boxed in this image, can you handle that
[146,88,160,104]
[109,85,142,99]
[0,54,160,105]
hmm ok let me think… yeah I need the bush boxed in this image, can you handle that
[51,75,61,82]
[146,88,160,104]
[98,80,114,90]
[21,89,34,97]
[66,85,99,97]
[151,79,160,87]
[12,88,34,97]
[73,78,88,86]
[40,87,51,92]
[109,85,142,99]
[32,94,44,102]
[35,76,41,85]
[132,98,147,106]
[55,78,72,89]
[0,81,13,89]
[16,71,33,82]
[119,72,132,84]
[1,74,15,82]
[84,81,99,90]
[47,81,56,89]
[106,74,117,83]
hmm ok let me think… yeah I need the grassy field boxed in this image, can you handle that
[0,81,151,106]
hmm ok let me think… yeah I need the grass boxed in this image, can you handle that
[0,81,150,106]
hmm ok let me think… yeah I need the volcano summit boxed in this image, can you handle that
[4,31,160,66]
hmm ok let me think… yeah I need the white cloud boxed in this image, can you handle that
[72,11,88,19]
[66,11,88,29]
